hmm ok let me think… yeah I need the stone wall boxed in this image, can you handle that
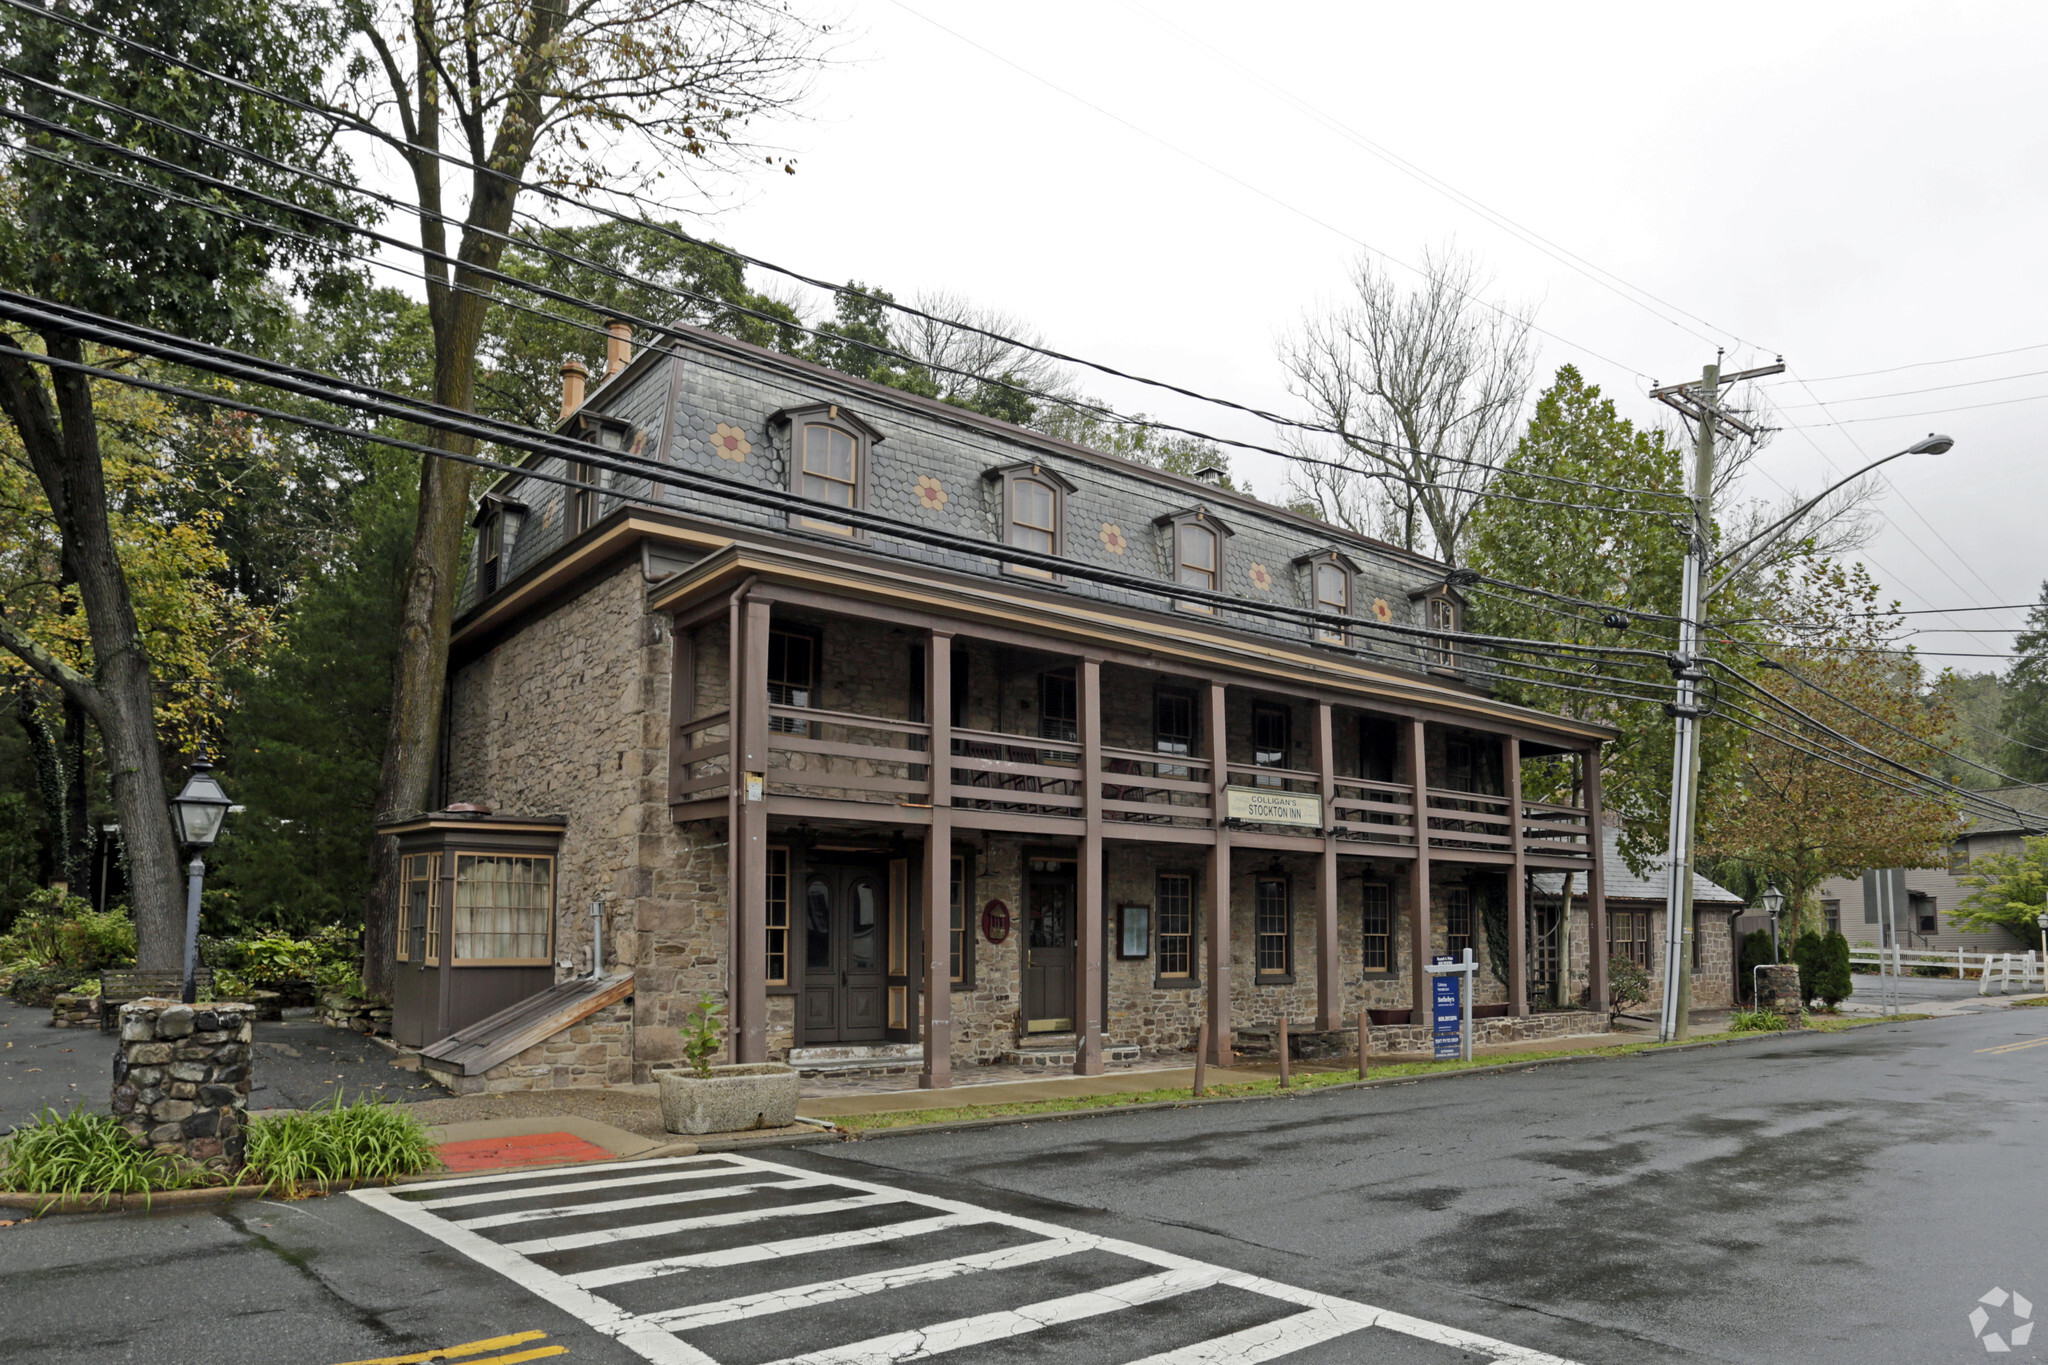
[430,1000,636,1096]
[111,1000,253,1174]
[49,994,98,1028]
[319,993,393,1036]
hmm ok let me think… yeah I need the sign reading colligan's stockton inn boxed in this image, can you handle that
[1223,786,1324,828]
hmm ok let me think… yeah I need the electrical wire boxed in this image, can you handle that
[1767,341,2048,387]
[1772,366,2048,408]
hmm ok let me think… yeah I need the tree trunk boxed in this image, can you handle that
[0,334,185,966]
[61,694,93,897]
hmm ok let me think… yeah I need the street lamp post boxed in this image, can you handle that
[2036,910,2047,995]
[1762,885,1786,965]
[169,756,232,1005]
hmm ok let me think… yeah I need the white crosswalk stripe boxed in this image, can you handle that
[352,1152,1583,1365]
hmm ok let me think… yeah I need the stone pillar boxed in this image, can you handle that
[1754,963,1802,1022]
[112,999,254,1174]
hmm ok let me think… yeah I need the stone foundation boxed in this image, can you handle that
[111,999,254,1174]
[1231,1008,1608,1059]
[425,1000,634,1095]
[49,994,99,1029]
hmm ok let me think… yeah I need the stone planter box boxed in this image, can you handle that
[656,1063,800,1135]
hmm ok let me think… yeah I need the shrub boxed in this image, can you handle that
[6,964,86,1007]
[678,993,725,1077]
[1817,931,1854,1005]
[1790,930,1826,1007]
[245,1097,440,1194]
[1730,1008,1791,1033]
[308,924,360,966]
[313,959,370,1002]
[1738,929,1775,1000]
[240,932,322,984]
[1607,955,1652,1019]
[0,1107,206,1196]
[56,907,137,971]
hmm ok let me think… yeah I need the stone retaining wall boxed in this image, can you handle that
[426,1000,635,1096]
[49,994,99,1028]
[318,993,394,1036]
[112,1000,254,1173]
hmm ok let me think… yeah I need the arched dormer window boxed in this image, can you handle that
[1294,550,1361,645]
[984,462,1077,578]
[471,491,527,597]
[771,403,885,539]
[1408,583,1466,670]
[1155,508,1234,615]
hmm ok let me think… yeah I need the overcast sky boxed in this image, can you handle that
[662,0,2045,671]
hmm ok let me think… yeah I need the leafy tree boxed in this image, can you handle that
[1954,835,2048,941]
[1997,584,2048,783]
[343,0,825,994]
[0,0,357,966]
[1029,402,1236,487]
[1932,670,2011,790]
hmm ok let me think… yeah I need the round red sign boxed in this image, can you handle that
[981,899,1012,945]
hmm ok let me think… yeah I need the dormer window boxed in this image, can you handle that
[1157,509,1233,615]
[986,463,1075,578]
[567,412,629,537]
[1410,584,1465,670]
[471,493,526,597]
[1296,550,1359,645]
[774,404,884,539]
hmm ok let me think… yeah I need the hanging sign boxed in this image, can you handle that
[981,899,1012,944]
[1224,786,1323,828]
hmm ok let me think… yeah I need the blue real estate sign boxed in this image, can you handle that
[1431,954,1462,1060]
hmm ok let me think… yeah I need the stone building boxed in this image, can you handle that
[390,321,1620,1089]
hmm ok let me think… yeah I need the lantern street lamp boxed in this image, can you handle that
[1762,884,1786,964]
[169,756,232,1004]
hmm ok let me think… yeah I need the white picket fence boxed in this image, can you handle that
[1847,947,2046,994]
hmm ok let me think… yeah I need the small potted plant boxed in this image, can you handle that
[656,994,801,1135]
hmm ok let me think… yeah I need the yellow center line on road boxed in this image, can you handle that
[324,1331,561,1365]
[1975,1036,2048,1054]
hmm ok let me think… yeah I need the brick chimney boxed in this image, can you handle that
[604,320,632,376]
[560,357,588,419]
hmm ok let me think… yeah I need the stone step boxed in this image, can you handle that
[1000,1042,1141,1068]
[788,1042,925,1076]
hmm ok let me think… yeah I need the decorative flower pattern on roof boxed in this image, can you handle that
[1248,562,1273,592]
[914,475,948,511]
[1099,522,1127,555]
[712,423,751,462]
[1372,597,1393,623]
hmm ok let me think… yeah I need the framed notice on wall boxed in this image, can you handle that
[1118,904,1152,959]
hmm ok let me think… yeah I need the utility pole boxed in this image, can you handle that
[1650,356,1783,1042]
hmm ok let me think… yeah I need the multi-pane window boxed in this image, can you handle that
[1009,477,1058,576]
[1157,873,1194,979]
[398,853,440,962]
[1445,886,1474,959]
[1040,670,1078,743]
[1607,909,1650,967]
[765,847,790,986]
[1361,883,1392,972]
[768,629,817,735]
[478,510,505,595]
[796,422,859,533]
[1911,893,1938,934]
[949,855,968,984]
[1427,595,1458,667]
[1155,688,1195,778]
[568,460,601,536]
[1314,562,1349,643]
[1445,737,1474,793]
[451,855,553,962]
[1823,898,1841,937]
[1255,877,1291,977]
[1177,522,1218,611]
[1253,702,1290,787]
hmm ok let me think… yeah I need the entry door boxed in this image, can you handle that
[1529,904,1561,1002]
[1023,860,1077,1032]
[802,866,888,1043]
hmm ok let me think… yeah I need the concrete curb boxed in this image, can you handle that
[840,1016,1919,1143]
[0,1175,409,1216]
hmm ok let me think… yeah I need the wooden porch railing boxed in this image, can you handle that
[767,704,932,804]
[672,709,732,802]
[1332,776,1417,847]
[1521,801,1594,864]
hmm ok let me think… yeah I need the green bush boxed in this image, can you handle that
[678,993,725,1077]
[1790,930,1826,1006]
[0,1108,206,1196]
[6,964,86,1007]
[1817,931,1854,1005]
[213,969,253,1000]
[313,959,369,1002]
[56,907,137,971]
[1738,929,1775,999]
[1730,1008,1791,1033]
[246,1097,440,1193]
[1607,955,1652,1019]
[240,932,322,984]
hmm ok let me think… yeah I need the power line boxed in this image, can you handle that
[1772,366,2048,409]
[0,3,1694,513]
[1769,341,2048,387]
[1782,388,2048,426]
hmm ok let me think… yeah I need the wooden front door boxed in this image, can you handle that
[1023,858,1077,1032]
[802,865,888,1043]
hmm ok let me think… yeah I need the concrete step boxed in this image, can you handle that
[787,1042,924,1076]
[1000,1042,1141,1068]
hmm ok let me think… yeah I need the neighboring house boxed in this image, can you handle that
[1532,825,1747,1012]
[1814,787,2048,956]
[390,321,1622,1092]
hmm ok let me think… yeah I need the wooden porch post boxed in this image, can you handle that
[1206,680,1233,1066]
[1408,717,1433,1025]
[1076,657,1106,1076]
[1505,735,1528,1017]
[921,631,954,1088]
[732,597,771,1064]
[1314,701,1341,1032]
[1585,746,1609,1015]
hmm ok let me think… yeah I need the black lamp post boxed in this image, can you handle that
[170,756,231,1004]
[1762,885,1786,964]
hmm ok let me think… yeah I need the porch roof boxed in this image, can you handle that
[1532,826,1745,906]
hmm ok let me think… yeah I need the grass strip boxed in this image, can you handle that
[830,1016,1926,1132]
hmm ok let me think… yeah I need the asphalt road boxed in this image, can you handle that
[4,1007,2046,1364]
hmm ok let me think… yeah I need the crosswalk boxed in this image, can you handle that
[352,1153,1580,1365]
